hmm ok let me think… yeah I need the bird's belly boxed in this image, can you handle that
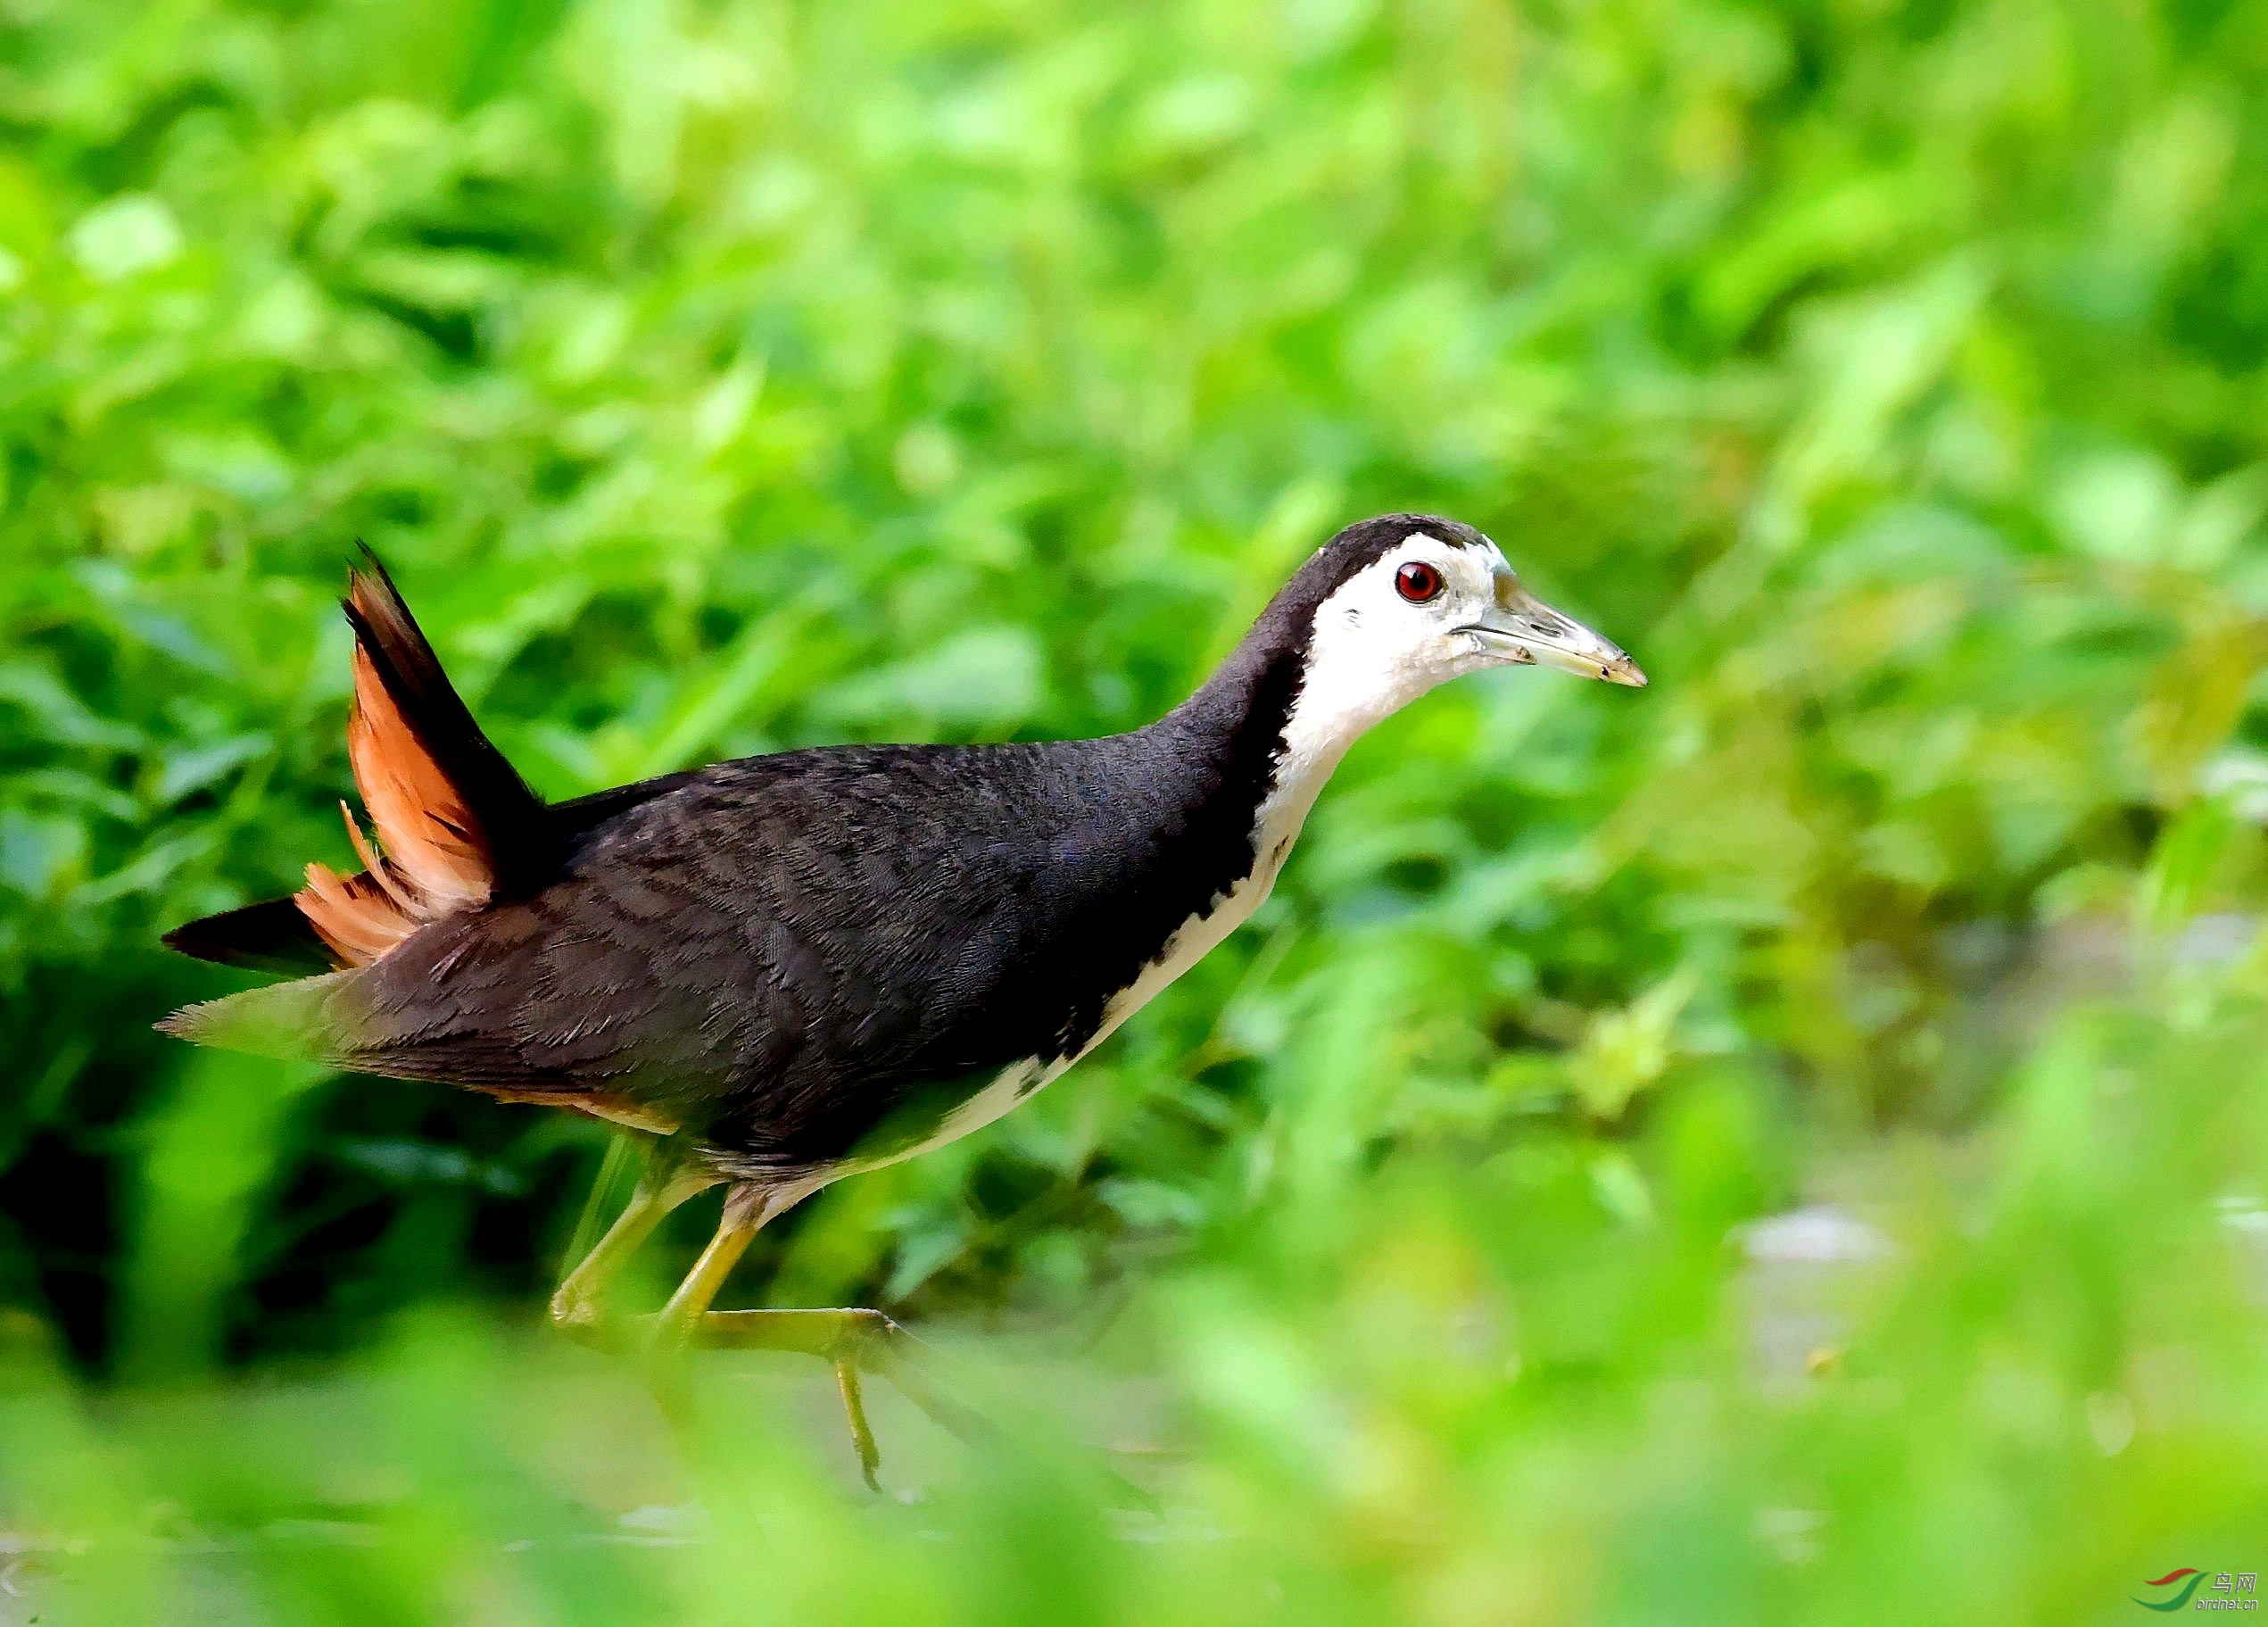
[856,865,1279,1173]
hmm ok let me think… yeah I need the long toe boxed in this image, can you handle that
[833,1357,886,1491]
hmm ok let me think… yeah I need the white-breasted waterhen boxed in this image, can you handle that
[161,514,1644,1482]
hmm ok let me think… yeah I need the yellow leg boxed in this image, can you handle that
[550,1161,718,1334]
[651,1183,782,1338]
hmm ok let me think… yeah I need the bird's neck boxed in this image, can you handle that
[1152,610,1378,879]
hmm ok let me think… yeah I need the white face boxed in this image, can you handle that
[1287,530,1645,760]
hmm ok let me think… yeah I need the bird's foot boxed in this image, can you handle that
[562,1302,1152,1509]
[673,1307,994,1490]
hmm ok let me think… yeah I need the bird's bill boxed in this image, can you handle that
[1460,585,1647,686]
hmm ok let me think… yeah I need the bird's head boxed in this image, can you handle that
[1260,514,1644,747]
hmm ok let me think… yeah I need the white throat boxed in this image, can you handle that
[1253,590,1450,848]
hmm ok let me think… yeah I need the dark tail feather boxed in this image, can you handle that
[162,896,334,974]
[343,545,551,892]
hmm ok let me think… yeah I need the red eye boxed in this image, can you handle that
[1395,560,1444,603]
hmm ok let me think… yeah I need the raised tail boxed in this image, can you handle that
[163,547,552,980]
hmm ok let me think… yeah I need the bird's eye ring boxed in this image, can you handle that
[1395,560,1444,603]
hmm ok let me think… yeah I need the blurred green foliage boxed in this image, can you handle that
[5,0,2268,1619]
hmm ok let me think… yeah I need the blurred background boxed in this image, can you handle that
[5,0,2268,1620]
